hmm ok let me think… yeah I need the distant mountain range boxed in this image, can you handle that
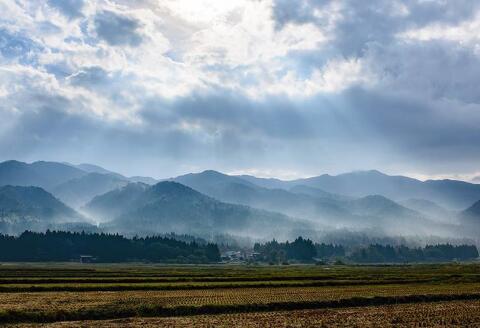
[52,173,128,209]
[0,160,85,190]
[84,181,311,238]
[237,170,480,209]
[172,170,458,236]
[0,160,479,240]
[0,160,157,209]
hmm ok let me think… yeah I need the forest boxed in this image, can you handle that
[0,230,221,263]
[254,237,478,263]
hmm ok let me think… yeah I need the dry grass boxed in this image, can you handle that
[9,300,480,327]
[2,264,480,324]
[1,283,480,313]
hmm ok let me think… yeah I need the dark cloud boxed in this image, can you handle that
[141,90,314,140]
[2,78,480,177]
[48,0,85,18]
[94,11,143,46]
[363,40,480,104]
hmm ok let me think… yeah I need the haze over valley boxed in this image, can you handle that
[0,159,478,247]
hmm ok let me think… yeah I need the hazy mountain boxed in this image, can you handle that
[235,175,291,189]
[52,172,129,209]
[422,179,480,210]
[0,185,85,234]
[172,170,449,235]
[342,195,458,236]
[84,182,149,222]
[460,200,480,225]
[346,195,417,218]
[72,163,157,184]
[174,170,258,194]
[129,176,158,185]
[240,170,480,210]
[85,181,311,238]
[472,176,480,183]
[292,170,422,199]
[173,171,352,222]
[0,160,85,190]
[72,163,125,179]
[400,198,454,223]
[289,185,354,202]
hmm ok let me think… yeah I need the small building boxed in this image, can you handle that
[79,255,95,263]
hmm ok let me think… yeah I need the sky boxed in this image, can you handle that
[1,0,480,180]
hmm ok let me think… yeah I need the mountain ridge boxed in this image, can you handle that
[85,181,313,238]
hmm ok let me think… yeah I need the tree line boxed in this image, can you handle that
[254,237,479,263]
[349,243,479,263]
[0,230,220,263]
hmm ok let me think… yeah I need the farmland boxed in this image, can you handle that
[1,263,480,326]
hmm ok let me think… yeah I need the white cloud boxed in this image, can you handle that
[398,12,480,45]
[1,0,480,177]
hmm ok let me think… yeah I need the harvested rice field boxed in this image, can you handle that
[1,263,480,326]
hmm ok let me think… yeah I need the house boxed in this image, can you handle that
[79,255,95,263]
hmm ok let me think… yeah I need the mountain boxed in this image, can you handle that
[293,170,424,200]
[422,179,480,210]
[346,195,417,218]
[400,198,454,223]
[85,181,311,238]
[289,185,354,202]
[72,163,157,184]
[129,176,158,185]
[460,200,480,225]
[52,172,129,208]
[240,170,480,210]
[0,185,85,234]
[72,163,125,179]
[0,160,85,190]
[174,170,258,194]
[172,170,447,235]
[235,175,291,189]
[173,170,352,222]
[84,182,149,222]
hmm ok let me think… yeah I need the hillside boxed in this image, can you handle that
[400,198,454,223]
[85,181,311,238]
[240,170,480,210]
[0,160,85,190]
[172,171,449,235]
[460,200,480,226]
[0,185,84,234]
[52,172,129,208]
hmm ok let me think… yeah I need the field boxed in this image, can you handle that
[1,263,480,326]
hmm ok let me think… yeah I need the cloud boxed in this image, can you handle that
[48,0,85,19]
[1,0,480,178]
[68,66,110,87]
[94,10,144,47]
[272,0,480,56]
[0,29,43,63]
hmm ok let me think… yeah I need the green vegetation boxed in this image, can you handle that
[0,231,220,263]
[253,237,478,263]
